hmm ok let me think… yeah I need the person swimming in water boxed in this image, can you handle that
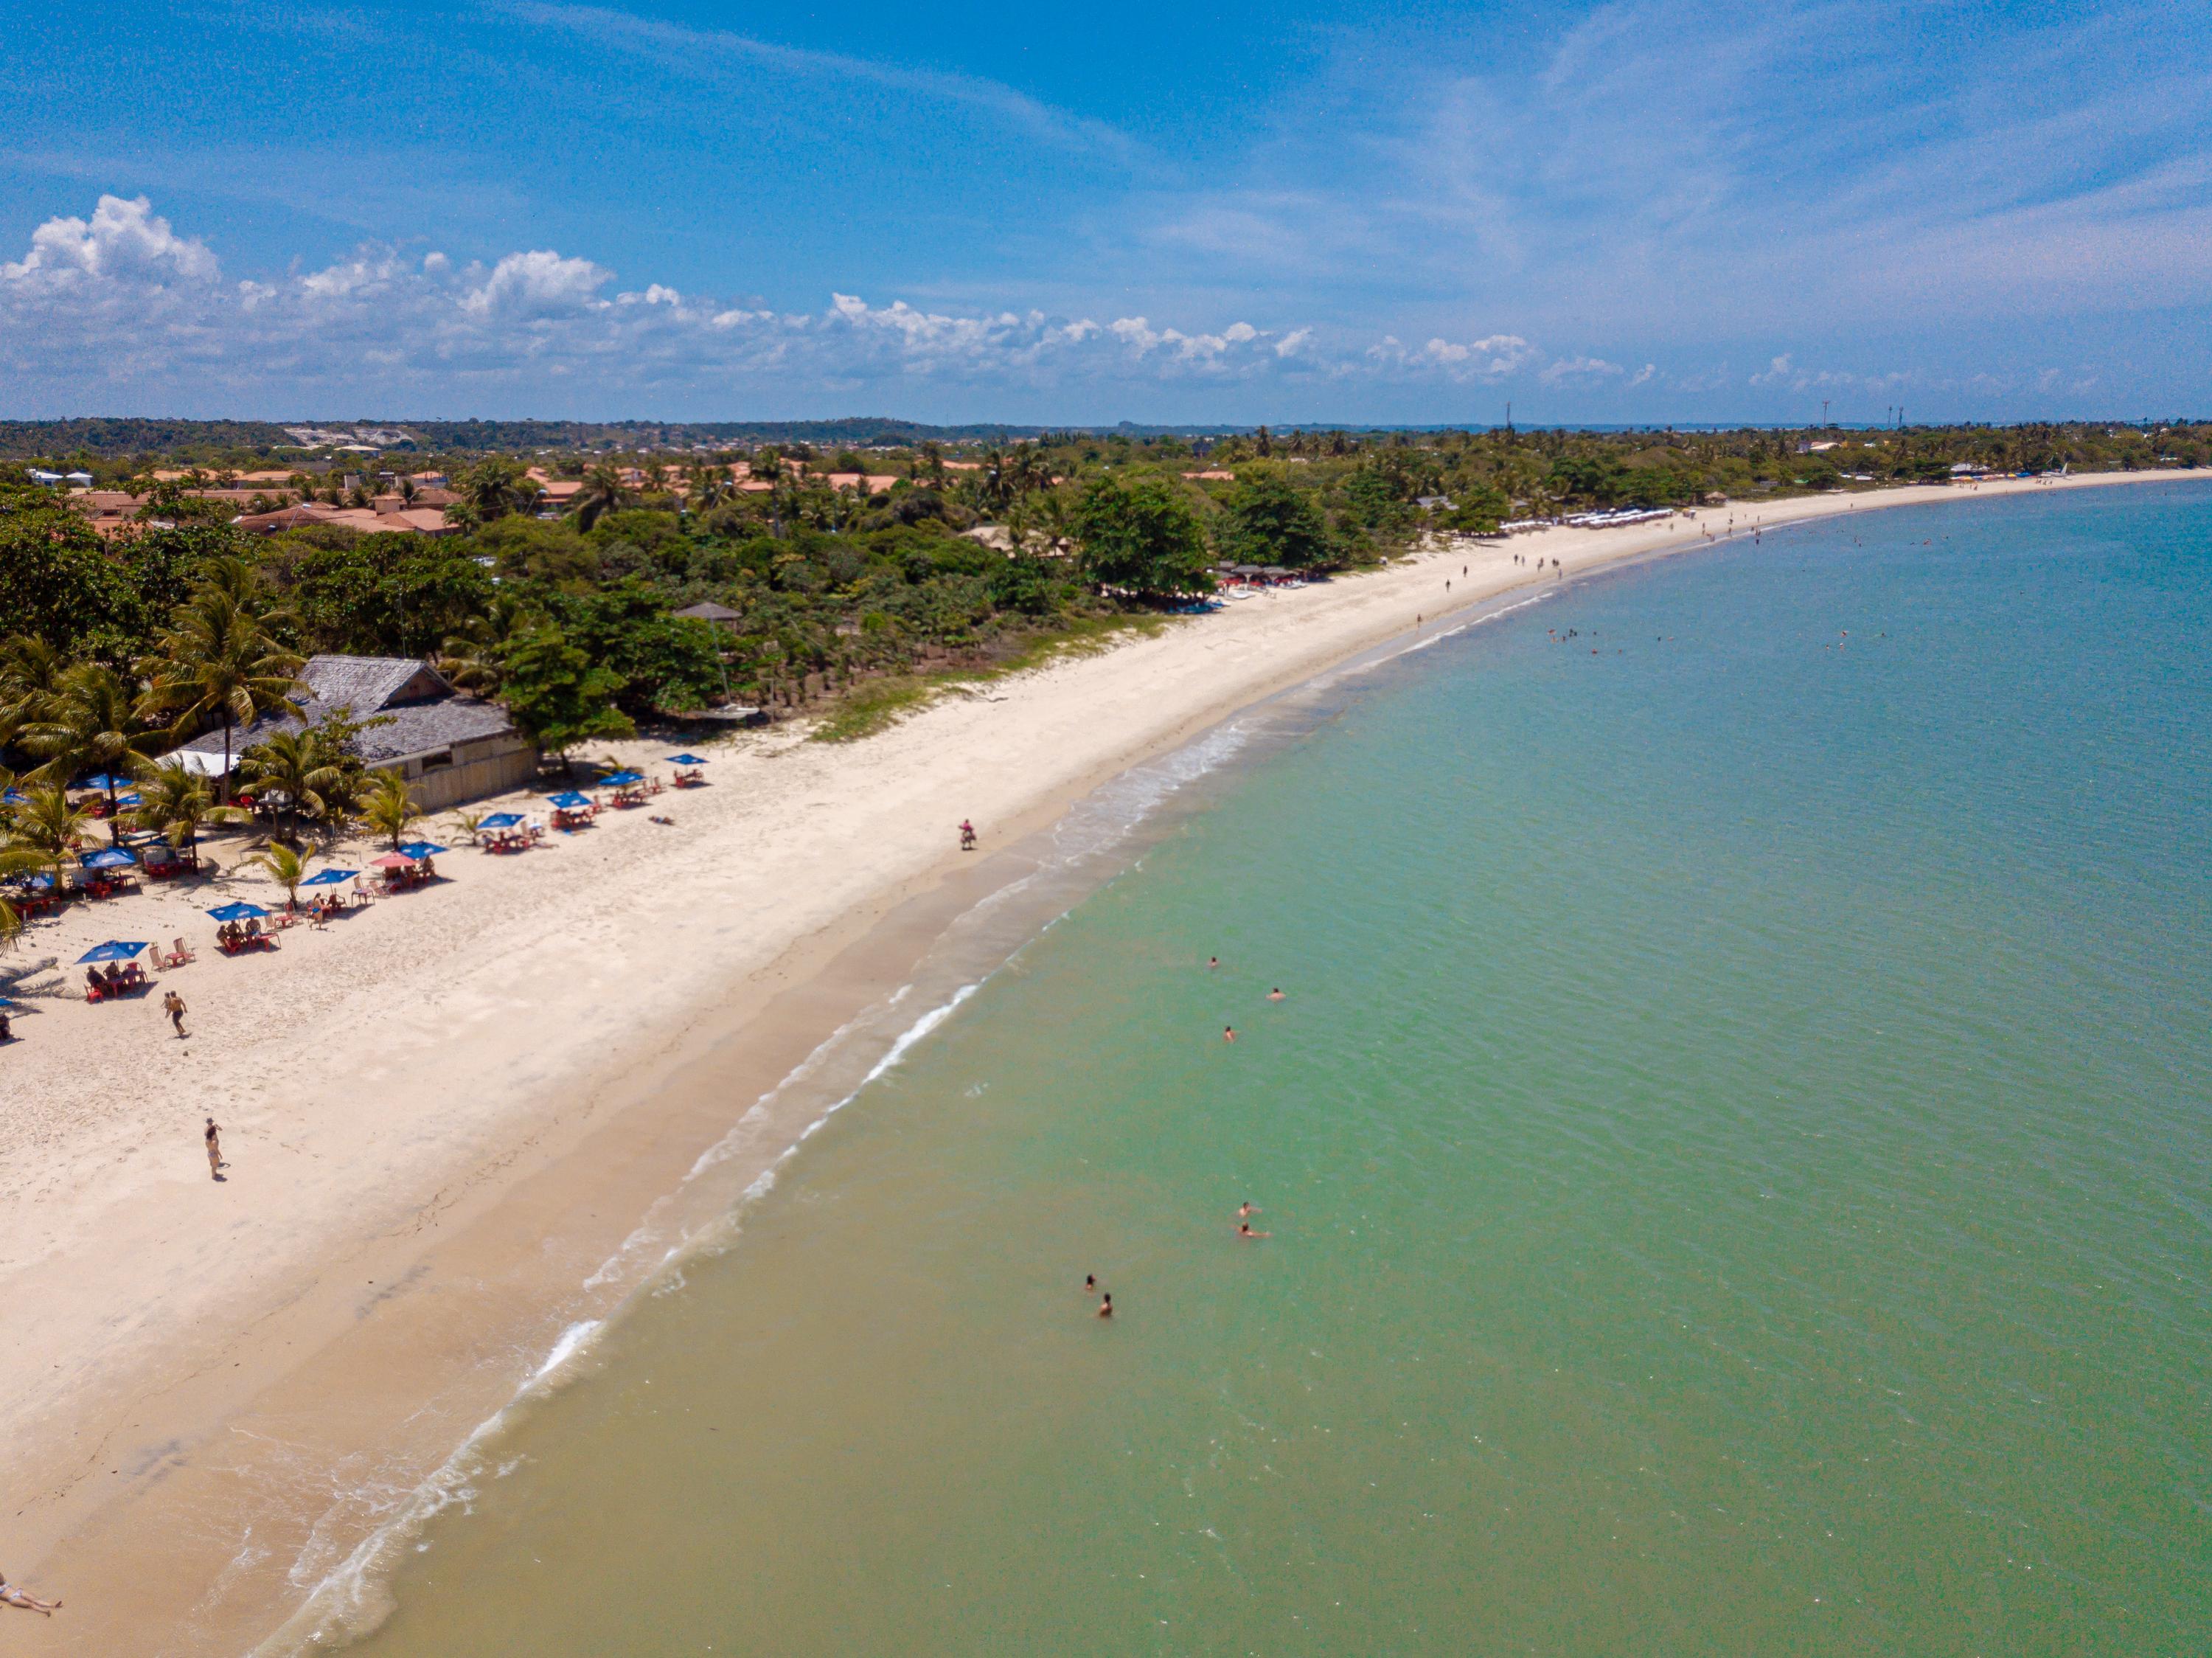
[1237,1201,1260,1221]
[1207,956,1219,970]
[1084,1274,1096,1294]
[1223,1025,1237,1042]
[1237,1221,1270,1240]
[1265,988,1284,1001]
[1096,1293,1113,1319]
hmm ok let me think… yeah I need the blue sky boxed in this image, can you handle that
[4,0,2210,423]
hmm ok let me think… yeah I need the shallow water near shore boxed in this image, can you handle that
[327,488,2211,1656]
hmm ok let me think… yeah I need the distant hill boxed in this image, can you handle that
[0,415,1280,461]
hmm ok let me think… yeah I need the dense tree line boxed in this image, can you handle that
[6,414,2207,876]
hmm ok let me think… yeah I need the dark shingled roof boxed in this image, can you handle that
[674,600,741,622]
[181,654,519,766]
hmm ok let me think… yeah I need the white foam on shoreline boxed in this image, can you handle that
[254,978,989,1656]
[253,1317,609,1655]
[248,564,1517,1655]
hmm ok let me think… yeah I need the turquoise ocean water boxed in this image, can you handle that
[335,487,2210,1656]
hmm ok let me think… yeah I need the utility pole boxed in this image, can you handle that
[1822,398,1830,428]
[1504,400,1513,436]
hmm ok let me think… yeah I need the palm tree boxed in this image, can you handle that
[18,663,163,839]
[235,729,345,844]
[574,462,630,531]
[436,594,532,696]
[0,634,69,748]
[448,809,488,846]
[137,580,306,799]
[1007,442,1053,498]
[128,759,240,851]
[4,785,91,892]
[244,841,315,912]
[361,771,421,850]
[686,462,732,513]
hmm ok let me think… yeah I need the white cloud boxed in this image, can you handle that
[0,194,217,286]
[0,198,1346,409]
[462,249,611,316]
[1367,333,1537,381]
[1540,355,1624,386]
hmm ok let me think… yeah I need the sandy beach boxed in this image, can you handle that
[1,468,2198,1656]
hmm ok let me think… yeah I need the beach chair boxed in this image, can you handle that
[172,937,196,965]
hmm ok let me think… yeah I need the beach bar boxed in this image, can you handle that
[177,655,538,812]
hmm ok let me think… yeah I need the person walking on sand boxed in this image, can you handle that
[163,988,187,1038]
[205,1117,226,1182]
[0,1569,61,1615]
[958,819,977,851]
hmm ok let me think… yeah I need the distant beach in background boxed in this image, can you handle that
[5,470,2208,1657]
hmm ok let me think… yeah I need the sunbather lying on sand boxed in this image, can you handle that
[0,1569,61,1615]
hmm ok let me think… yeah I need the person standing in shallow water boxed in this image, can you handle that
[1096,1293,1113,1319]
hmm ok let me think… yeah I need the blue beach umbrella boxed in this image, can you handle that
[299,868,356,887]
[664,753,709,766]
[207,901,271,921]
[598,769,645,787]
[113,792,142,807]
[76,773,134,791]
[478,812,525,830]
[77,940,150,963]
[397,841,448,860]
[81,847,139,870]
[3,786,29,804]
[547,791,593,810]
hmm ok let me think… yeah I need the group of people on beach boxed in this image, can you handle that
[83,960,147,998]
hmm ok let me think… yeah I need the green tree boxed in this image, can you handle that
[497,624,634,763]
[1216,474,1335,569]
[262,533,495,656]
[137,569,307,797]
[18,662,164,839]
[0,634,70,748]
[573,462,632,532]
[361,771,422,850]
[543,582,726,716]
[0,483,135,653]
[455,457,532,527]
[1438,480,1510,534]
[3,784,91,891]
[236,728,347,845]
[1070,477,1215,600]
[128,758,241,850]
[244,840,316,909]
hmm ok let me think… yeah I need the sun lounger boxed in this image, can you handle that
[170,937,196,966]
